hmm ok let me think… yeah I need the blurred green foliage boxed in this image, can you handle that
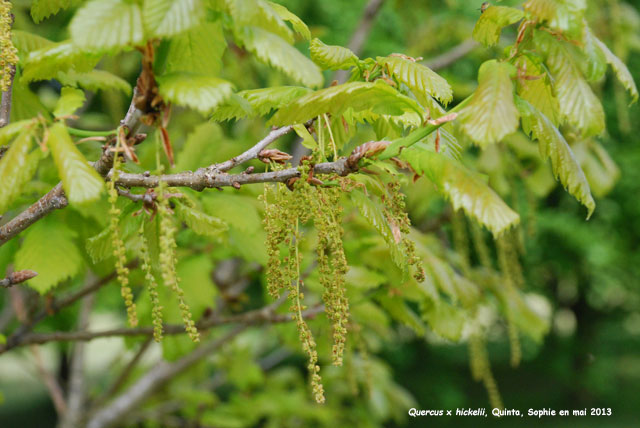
[0,0,639,427]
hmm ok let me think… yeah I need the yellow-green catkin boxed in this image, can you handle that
[383,181,425,282]
[138,223,164,342]
[496,231,523,367]
[451,209,471,274]
[0,1,17,92]
[471,222,493,269]
[157,183,199,342]
[289,217,325,404]
[309,183,349,366]
[469,332,504,410]
[108,137,138,327]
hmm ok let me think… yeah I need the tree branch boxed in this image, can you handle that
[114,157,357,190]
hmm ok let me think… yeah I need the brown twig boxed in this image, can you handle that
[0,270,38,288]
[0,90,145,248]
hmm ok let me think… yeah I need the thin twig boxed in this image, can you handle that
[0,270,38,288]
[0,265,134,354]
[214,125,295,172]
[97,337,153,404]
[31,345,68,416]
[9,303,324,348]
[59,292,96,428]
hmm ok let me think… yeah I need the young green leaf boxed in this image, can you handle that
[22,41,102,83]
[175,202,228,239]
[524,0,586,38]
[293,124,317,150]
[310,38,358,70]
[11,30,53,58]
[241,27,323,88]
[211,86,312,121]
[53,87,86,118]
[14,219,83,294]
[175,123,224,171]
[0,128,35,214]
[57,70,132,95]
[158,73,234,115]
[517,98,595,218]
[421,299,467,342]
[472,5,524,47]
[164,21,226,76]
[31,0,81,23]
[534,31,605,136]
[350,190,408,273]
[514,55,560,126]
[143,0,204,38]
[378,56,452,105]
[581,25,607,82]
[229,0,294,43]
[269,80,423,126]
[267,2,311,40]
[459,60,519,146]
[70,0,144,50]
[48,122,104,205]
[592,36,639,103]
[400,147,520,236]
[0,120,33,146]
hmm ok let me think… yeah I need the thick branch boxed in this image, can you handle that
[114,158,357,190]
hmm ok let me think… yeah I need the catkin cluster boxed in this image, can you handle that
[469,332,503,410]
[108,145,138,327]
[138,223,164,342]
[0,0,17,92]
[262,162,350,403]
[157,183,200,342]
[382,181,425,282]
